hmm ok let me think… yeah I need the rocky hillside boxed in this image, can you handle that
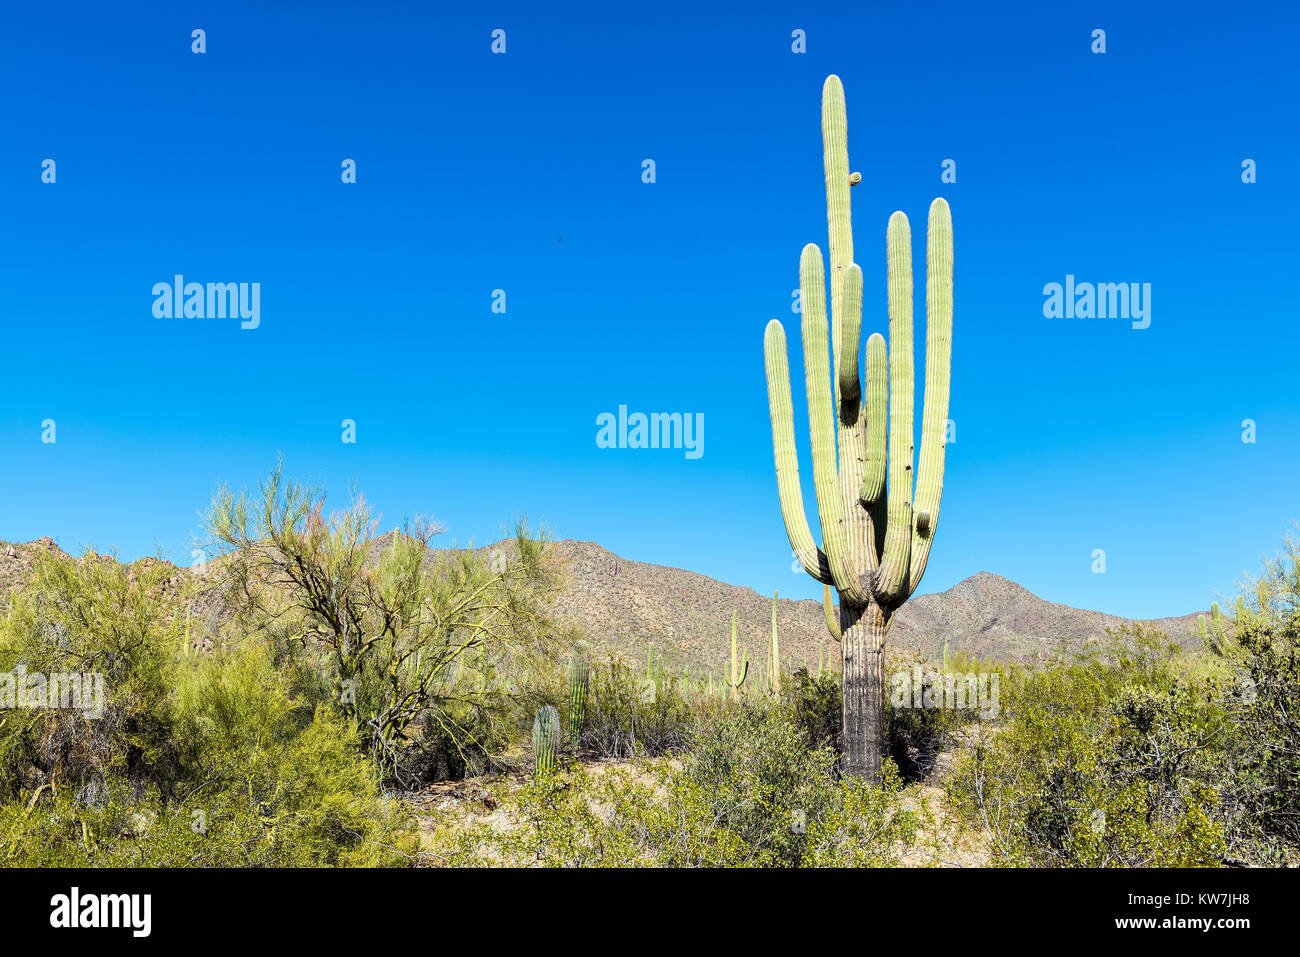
[0,536,1205,673]
[544,540,1204,673]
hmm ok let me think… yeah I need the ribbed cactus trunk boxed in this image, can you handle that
[840,605,887,780]
[567,650,589,749]
[533,706,559,781]
[763,75,954,781]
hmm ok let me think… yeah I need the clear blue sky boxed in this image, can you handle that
[1,1,1296,619]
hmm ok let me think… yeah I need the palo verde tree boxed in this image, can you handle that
[204,463,560,783]
[763,75,954,780]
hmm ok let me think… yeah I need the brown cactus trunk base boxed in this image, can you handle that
[840,601,887,781]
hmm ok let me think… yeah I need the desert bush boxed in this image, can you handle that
[1207,534,1300,864]
[803,761,924,867]
[785,666,841,752]
[1,704,414,866]
[0,547,414,866]
[0,551,184,801]
[948,631,1227,867]
[438,707,923,868]
[203,464,562,783]
[438,760,750,867]
[683,704,837,866]
[580,659,698,759]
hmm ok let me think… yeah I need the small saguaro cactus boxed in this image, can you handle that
[567,648,589,748]
[769,590,782,700]
[1199,596,1248,654]
[763,75,954,780]
[728,611,750,701]
[532,705,559,781]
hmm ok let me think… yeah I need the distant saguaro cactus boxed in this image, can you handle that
[567,649,589,748]
[532,706,559,781]
[769,591,781,700]
[727,610,749,701]
[763,75,954,780]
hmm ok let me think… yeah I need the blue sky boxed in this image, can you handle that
[1,1,1296,619]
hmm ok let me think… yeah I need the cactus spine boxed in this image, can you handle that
[763,75,954,780]
[532,705,559,781]
[567,649,589,749]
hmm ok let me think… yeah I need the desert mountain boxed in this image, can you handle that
[539,540,1205,673]
[0,536,1205,673]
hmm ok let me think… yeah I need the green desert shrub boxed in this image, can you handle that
[1207,534,1300,864]
[785,666,841,752]
[803,761,924,867]
[202,463,563,784]
[948,630,1227,867]
[580,659,697,759]
[682,704,838,866]
[0,551,184,801]
[0,547,414,866]
[437,714,923,868]
[1,706,413,866]
[438,760,750,867]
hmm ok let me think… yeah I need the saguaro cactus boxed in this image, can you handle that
[727,610,749,701]
[769,590,781,700]
[763,74,954,780]
[567,648,589,748]
[532,705,559,781]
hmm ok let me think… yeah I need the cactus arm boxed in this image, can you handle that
[822,582,842,642]
[764,319,834,584]
[861,331,889,562]
[838,264,863,409]
[875,212,916,603]
[801,244,869,604]
[821,73,854,414]
[859,333,887,502]
[906,198,954,598]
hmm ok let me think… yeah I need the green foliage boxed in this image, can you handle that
[438,760,750,867]
[438,708,922,868]
[682,705,837,866]
[948,628,1227,867]
[0,549,413,865]
[785,667,841,752]
[204,463,561,783]
[803,761,924,867]
[581,659,698,759]
[1204,533,1300,864]
[0,552,183,801]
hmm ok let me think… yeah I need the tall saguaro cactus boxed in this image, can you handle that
[763,75,954,780]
